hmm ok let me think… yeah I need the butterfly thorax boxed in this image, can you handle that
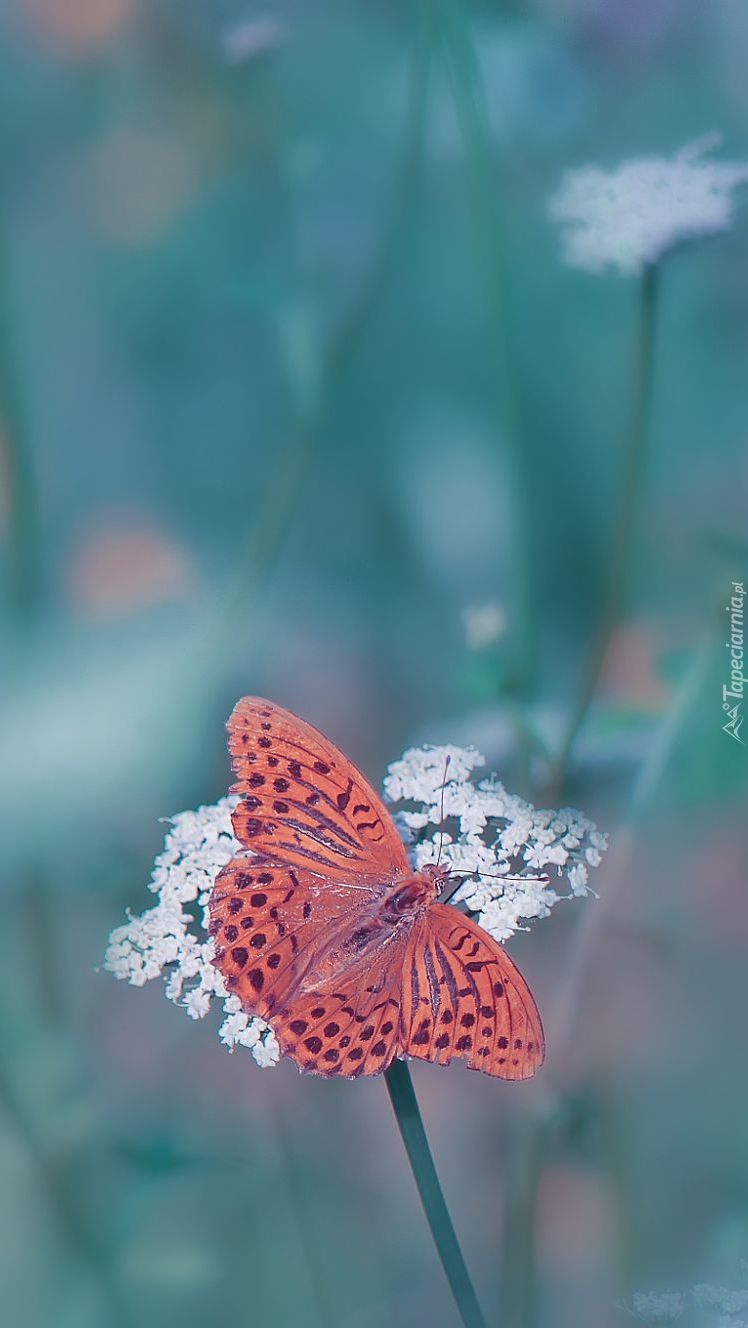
[381,865,449,922]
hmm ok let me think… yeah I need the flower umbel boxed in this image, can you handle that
[384,744,606,942]
[550,135,748,276]
[105,743,606,1062]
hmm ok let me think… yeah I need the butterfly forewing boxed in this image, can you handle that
[228,698,409,881]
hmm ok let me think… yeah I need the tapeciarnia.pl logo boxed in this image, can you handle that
[723,580,745,744]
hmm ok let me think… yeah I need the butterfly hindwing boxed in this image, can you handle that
[401,904,545,1080]
[228,698,409,882]
[211,855,408,1078]
[271,955,407,1078]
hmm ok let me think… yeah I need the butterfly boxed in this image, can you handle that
[209,698,545,1080]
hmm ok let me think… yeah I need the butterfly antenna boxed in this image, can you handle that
[468,870,550,883]
[435,755,451,870]
[441,868,550,906]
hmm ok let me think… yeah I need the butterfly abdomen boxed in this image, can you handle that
[347,922,384,950]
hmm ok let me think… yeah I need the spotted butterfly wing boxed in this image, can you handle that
[211,697,410,1075]
[227,697,409,882]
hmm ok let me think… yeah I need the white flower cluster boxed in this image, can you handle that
[549,136,748,276]
[383,744,607,943]
[104,797,280,1068]
[105,743,606,1061]
[625,1271,748,1327]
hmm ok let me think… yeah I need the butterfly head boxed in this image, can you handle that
[419,862,454,892]
[382,864,450,920]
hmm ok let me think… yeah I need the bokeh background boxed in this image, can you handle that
[1,1,747,1326]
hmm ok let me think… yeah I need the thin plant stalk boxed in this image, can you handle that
[437,0,533,711]
[174,5,434,721]
[385,1059,489,1328]
[0,228,39,627]
[548,627,711,1069]
[268,1087,337,1328]
[1,240,124,1320]
[595,1086,639,1287]
[499,632,713,1328]
[548,263,660,795]
[499,1109,544,1328]
[0,1071,128,1328]
[218,4,434,641]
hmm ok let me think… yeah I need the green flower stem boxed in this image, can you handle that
[595,1086,639,1287]
[173,4,434,742]
[437,0,532,708]
[500,632,713,1328]
[0,1071,128,1328]
[548,262,660,796]
[0,227,112,1316]
[549,626,711,1068]
[219,6,433,639]
[268,1087,337,1328]
[385,1059,489,1328]
[499,1107,545,1328]
[0,227,40,626]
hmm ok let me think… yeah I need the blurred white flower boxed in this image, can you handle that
[463,601,507,650]
[220,15,287,64]
[105,743,606,1059]
[550,135,748,275]
[625,1275,748,1324]
[625,1290,686,1322]
[693,1285,748,1317]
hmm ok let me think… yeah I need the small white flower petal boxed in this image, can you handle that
[183,989,211,1020]
[252,1031,281,1067]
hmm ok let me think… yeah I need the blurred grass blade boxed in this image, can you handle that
[548,262,660,795]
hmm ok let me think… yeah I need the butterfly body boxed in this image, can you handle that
[210,698,545,1081]
[284,866,447,995]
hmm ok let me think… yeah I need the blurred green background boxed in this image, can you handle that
[1,1,747,1326]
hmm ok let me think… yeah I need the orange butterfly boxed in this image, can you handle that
[209,698,545,1080]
